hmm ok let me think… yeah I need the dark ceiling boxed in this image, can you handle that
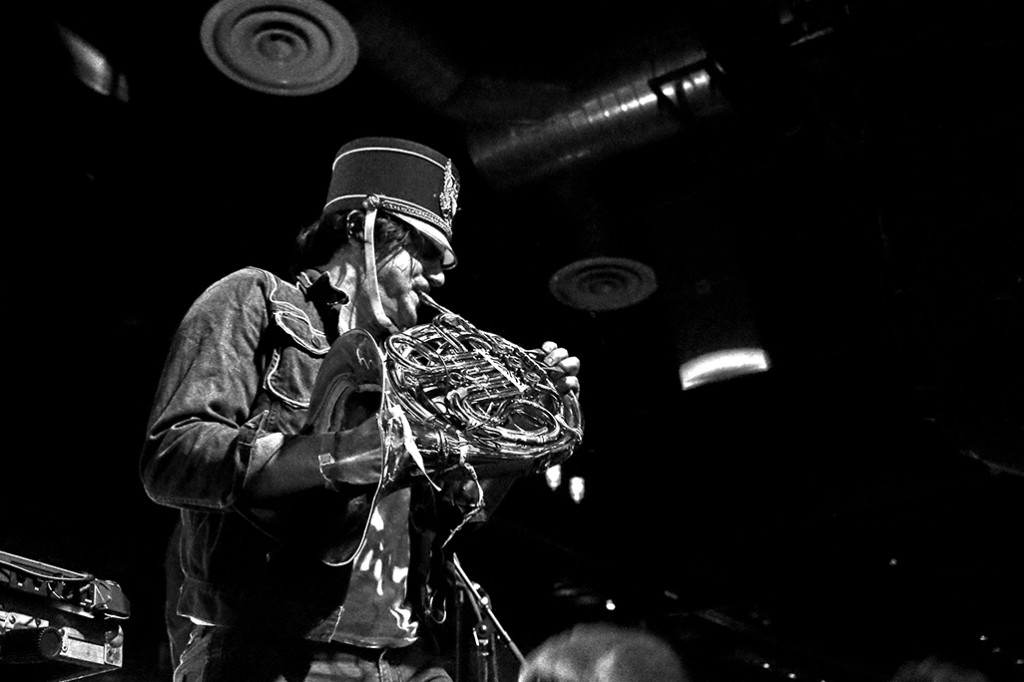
[10,1,1023,681]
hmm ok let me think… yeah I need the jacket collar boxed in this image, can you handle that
[297,268,350,306]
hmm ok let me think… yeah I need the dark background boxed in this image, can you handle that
[7,1,1022,681]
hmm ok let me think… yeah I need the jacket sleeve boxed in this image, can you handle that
[140,273,271,511]
[139,272,392,512]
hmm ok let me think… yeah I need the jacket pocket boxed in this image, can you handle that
[263,286,330,409]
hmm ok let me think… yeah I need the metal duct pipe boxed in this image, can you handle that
[340,1,841,189]
[461,0,845,191]
[466,49,732,189]
[340,3,730,146]
[340,5,734,190]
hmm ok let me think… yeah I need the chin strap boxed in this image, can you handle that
[359,195,400,336]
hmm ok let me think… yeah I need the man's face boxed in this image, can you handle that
[376,237,446,330]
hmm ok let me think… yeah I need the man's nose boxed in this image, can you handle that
[426,270,445,289]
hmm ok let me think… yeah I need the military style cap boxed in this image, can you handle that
[324,137,460,268]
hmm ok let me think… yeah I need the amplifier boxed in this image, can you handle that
[1,550,130,681]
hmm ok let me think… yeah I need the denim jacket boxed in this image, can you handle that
[140,266,423,645]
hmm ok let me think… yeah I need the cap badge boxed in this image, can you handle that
[439,159,459,223]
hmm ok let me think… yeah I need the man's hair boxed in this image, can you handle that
[518,623,689,682]
[292,209,434,273]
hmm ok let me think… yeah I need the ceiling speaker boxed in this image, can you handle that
[200,0,359,96]
[549,257,658,312]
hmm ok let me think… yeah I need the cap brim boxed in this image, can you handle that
[391,213,457,269]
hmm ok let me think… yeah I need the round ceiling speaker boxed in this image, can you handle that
[549,257,658,312]
[200,0,359,96]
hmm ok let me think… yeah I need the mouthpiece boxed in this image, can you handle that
[419,292,454,317]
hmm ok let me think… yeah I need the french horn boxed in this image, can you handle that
[381,293,584,484]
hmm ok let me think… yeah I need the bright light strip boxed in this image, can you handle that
[545,465,562,491]
[679,347,770,390]
[569,476,585,504]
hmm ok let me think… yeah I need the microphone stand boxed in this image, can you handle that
[451,553,526,682]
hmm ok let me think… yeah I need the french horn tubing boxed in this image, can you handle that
[381,292,584,481]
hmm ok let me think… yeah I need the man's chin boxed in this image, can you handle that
[396,308,421,331]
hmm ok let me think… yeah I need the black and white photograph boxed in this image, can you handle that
[7,2,1022,681]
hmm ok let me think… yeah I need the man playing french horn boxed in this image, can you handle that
[140,137,582,682]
